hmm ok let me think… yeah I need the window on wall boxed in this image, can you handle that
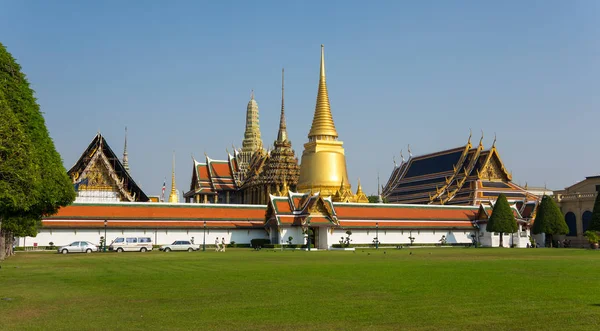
[565,212,577,236]
[582,211,593,232]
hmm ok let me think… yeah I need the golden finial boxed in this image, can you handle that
[492,132,497,148]
[479,130,484,147]
[251,89,254,100]
[468,128,472,145]
[307,44,339,139]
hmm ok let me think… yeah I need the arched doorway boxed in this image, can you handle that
[565,212,577,236]
[582,211,592,232]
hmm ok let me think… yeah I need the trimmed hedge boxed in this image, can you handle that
[331,243,472,248]
[250,239,271,248]
[263,244,315,249]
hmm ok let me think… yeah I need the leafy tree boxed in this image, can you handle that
[368,195,387,203]
[532,195,568,247]
[0,42,75,259]
[0,89,38,258]
[588,192,600,232]
[486,194,518,247]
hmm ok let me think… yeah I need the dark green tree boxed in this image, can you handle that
[486,194,518,247]
[0,89,38,259]
[588,192,600,232]
[532,195,568,247]
[0,42,75,259]
[367,195,388,203]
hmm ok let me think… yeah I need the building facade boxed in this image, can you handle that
[554,175,600,246]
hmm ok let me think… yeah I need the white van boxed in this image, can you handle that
[109,237,153,252]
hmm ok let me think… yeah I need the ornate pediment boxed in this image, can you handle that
[482,157,503,181]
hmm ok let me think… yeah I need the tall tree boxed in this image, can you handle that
[532,195,568,246]
[0,89,38,259]
[0,42,75,259]
[589,192,600,232]
[486,194,518,247]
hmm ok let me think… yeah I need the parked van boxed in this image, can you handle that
[109,237,153,252]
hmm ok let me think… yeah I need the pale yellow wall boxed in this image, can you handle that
[555,176,600,244]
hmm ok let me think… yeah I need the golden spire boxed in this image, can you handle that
[307,44,338,139]
[168,151,178,203]
[276,68,288,143]
[356,178,364,195]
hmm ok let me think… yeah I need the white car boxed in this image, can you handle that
[58,241,98,254]
[159,240,200,252]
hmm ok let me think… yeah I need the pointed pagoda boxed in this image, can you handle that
[297,45,351,199]
[242,68,300,204]
[236,90,265,183]
[168,151,179,203]
[69,133,149,202]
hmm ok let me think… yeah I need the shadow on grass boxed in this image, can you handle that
[589,304,600,307]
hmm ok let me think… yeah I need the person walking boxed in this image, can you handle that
[221,237,226,252]
[215,237,220,252]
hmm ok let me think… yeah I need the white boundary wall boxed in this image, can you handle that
[18,228,269,247]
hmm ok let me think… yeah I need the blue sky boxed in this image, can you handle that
[1,0,598,197]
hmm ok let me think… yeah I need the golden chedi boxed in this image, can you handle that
[297,45,351,199]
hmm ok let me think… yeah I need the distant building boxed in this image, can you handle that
[555,175,600,246]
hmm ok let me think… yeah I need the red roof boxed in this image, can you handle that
[43,203,266,229]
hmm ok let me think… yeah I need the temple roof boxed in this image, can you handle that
[382,135,534,206]
[68,133,149,202]
[266,191,481,229]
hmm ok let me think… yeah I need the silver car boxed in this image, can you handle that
[58,241,98,254]
[159,240,200,252]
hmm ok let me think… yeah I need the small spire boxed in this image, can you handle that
[356,178,364,195]
[408,144,412,157]
[122,126,130,172]
[168,151,178,203]
[400,149,405,162]
[377,172,381,196]
[492,132,497,148]
[393,155,397,167]
[251,89,254,100]
[276,68,288,143]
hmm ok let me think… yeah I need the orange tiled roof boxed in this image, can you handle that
[43,203,266,229]
[333,204,479,221]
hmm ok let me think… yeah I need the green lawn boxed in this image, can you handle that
[0,248,599,330]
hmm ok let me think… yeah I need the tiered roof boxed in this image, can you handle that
[382,135,538,206]
[68,133,149,202]
[185,154,239,198]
